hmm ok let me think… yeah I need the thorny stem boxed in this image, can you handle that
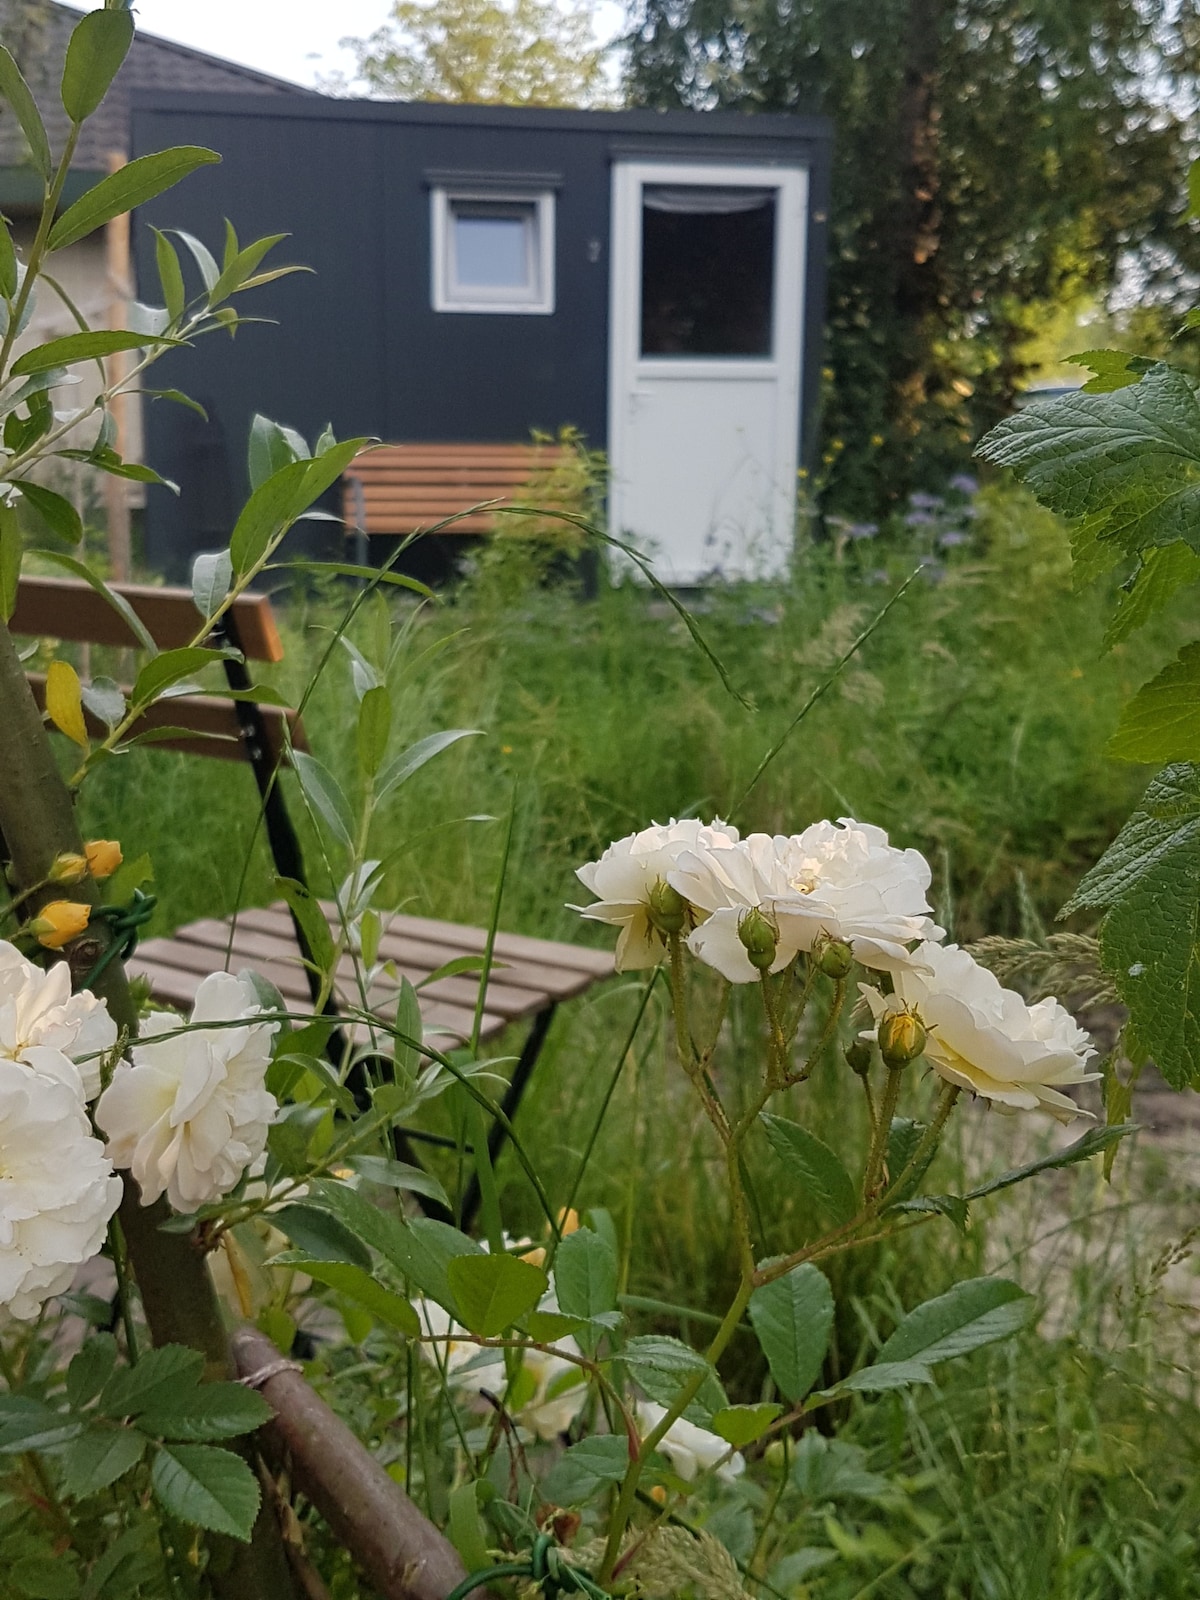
[760,972,787,1082]
[862,1066,904,1200]
[107,1215,140,1365]
[668,934,729,1143]
[880,1081,961,1203]
[788,978,846,1085]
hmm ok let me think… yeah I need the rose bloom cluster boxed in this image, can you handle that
[0,945,278,1323]
[575,818,1098,1121]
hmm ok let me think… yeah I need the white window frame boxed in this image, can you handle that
[431,187,556,315]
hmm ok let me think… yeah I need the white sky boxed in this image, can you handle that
[60,1,626,91]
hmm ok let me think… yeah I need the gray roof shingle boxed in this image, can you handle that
[1,2,312,174]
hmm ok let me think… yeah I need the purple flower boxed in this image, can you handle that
[846,521,879,540]
[904,510,935,527]
[909,491,943,510]
[949,473,979,496]
[938,530,970,547]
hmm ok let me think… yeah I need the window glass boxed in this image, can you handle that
[453,209,532,290]
[641,185,776,357]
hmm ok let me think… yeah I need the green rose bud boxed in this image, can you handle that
[844,1038,873,1077]
[738,906,778,973]
[878,1007,927,1070]
[646,877,688,936]
[814,936,854,980]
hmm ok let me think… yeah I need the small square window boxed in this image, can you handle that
[432,188,555,314]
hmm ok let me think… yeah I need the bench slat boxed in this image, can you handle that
[11,577,284,661]
[343,441,575,539]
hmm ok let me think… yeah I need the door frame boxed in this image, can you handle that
[607,159,809,576]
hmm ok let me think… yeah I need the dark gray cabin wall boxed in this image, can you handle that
[130,97,830,578]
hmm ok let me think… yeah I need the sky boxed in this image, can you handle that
[59,1,626,91]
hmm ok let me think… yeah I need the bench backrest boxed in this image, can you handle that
[343,441,571,536]
[13,575,304,764]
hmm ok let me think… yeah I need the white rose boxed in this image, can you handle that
[635,1400,744,1483]
[0,940,117,1101]
[0,1059,122,1320]
[860,941,1099,1122]
[96,971,279,1213]
[572,820,741,970]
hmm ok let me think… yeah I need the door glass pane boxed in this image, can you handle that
[640,185,776,357]
[453,209,532,289]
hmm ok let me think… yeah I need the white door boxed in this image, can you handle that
[608,161,808,584]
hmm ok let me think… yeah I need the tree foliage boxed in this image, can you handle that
[624,0,1200,512]
[338,0,613,106]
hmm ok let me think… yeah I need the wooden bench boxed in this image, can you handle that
[14,574,613,1220]
[342,441,573,537]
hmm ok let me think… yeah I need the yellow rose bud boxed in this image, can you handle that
[49,852,88,885]
[878,1006,927,1070]
[32,900,90,949]
[738,906,778,973]
[557,1208,581,1237]
[646,877,688,936]
[84,839,122,880]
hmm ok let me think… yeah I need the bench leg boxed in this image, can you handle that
[460,1003,557,1232]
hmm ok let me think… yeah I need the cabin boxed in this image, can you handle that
[130,96,832,586]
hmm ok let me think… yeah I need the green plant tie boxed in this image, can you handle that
[442,1532,616,1600]
[79,888,157,991]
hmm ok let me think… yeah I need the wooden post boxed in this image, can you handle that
[104,148,132,581]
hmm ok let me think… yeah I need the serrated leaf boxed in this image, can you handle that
[1108,641,1200,763]
[49,148,221,252]
[46,659,89,747]
[890,1193,970,1232]
[976,364,1200,561]
[61,1426,145,1498]
[311,1179,481,1313]
[1103,542,1200,649]
[623,1334,727,1425]
[137,1383,272,1443]
[711,1402,783,1447]
[150,1442,260,1541]
[748,1264,833,1403]
[132,645,233,705]
[273,1201,371,1270]
[877,1276,1034,1368]
[1062,762,1200,1087]
[191,550,232,619]
[357,684,392,778]
[553,1226,618,1322]
[446,1252,548,1338]
[1063,349,1154,394]
[790,1433,891,1500]
[61,7,134,122]
[66,1333,118,1409]
[0,1398,83,1454]
[0,46,51,179]
[99,1343,203,1420]
[963,1123,1136,1200]
[288,1260,420,1336]
[376,728,483,801]
[292,750,354,848]
[760,1113,857,1225]
[542,1435,630,1504]
[829,1358,936,1394]
[882,1116,935,1203]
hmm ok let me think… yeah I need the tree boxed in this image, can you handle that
[338,0,614,107]
[625,0,1200,513]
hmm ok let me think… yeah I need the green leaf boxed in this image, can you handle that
[347,1154,451,1210]
[1108,641,1200,763]
[357,683,392,778]
[542,1435,630,1504]
[0,501,21,621]
[190,549,233,619]
[748,1264,834,1403]
[10,1556,80,1600]
[623,1334,727,1425]
[228,458,310,575]
[1103,542,1200,649]
[273,1201,372,1270]
[831,1359,937,1394]
[0,46,51,179]
[0,217,17,300]
[889,1193,970,1232]
[976,364,1200,561]
[760,1114,857,1226]
[1062,761,1200,1087]
[376,728,483,802]
[393,975,424,1082]
[146,385,208,420]
[274,875,337,980]
[137,1383,272,1443]
[310,1179,481,1313]
[446,1252,548,1338]
[882,1116,936,1204]
[963,1123,1137,1201]
[285,1260,420,1336]
[150,1442,260,1541]
[33,548,157,652]
[790,1433,891,1501]
[17,480,82,545]
[1189,157,1200,219]
[273,559,432,597]
[132,645,235,705]
[170,228,220,292]
[61,1426,145,1499]
[447,1479,492,1574]
[99,1344,203,1420]
[66,1333,118,1409]
[12,329,176,378]
[291,751,354,848]
[1063,349,1154,394]
[247,412,306,492]
[49,148,221,251]
[210,232,291,306]
[711,1402,783,1448]
[61,7,134,122]
[877,1277,1034,1369]
[553,1226,619,1323]
[153,228,185,321]
[0,1398,83,1454]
